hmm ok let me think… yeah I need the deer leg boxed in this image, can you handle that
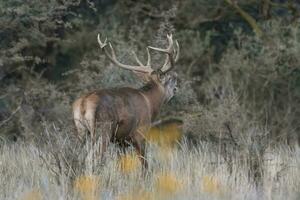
[74,119,86,142]
[132,135,147,169]
[73,99,86,141]
[99,132,110,163]
[84,110,96,143]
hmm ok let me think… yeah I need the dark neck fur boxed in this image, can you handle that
[139,80,165,120]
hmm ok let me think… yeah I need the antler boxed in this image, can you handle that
[97,34,154,74]
[97,34,179,75]
[148,34,179,74]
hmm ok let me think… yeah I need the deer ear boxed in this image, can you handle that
[156,71,166,82]
[149,70,164,81]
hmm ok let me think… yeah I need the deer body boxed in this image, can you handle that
[73,34,179,167]
[73,80,166,141]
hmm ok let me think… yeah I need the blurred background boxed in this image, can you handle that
[0,0,299,147]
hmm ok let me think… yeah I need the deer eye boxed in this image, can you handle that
[173,87,178,93]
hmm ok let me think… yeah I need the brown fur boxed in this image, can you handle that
[73,76,167,167]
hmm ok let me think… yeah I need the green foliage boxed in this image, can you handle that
[216,20,300,138]
[0,0,299,147]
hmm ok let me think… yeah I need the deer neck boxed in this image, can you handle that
[139,80,166,120]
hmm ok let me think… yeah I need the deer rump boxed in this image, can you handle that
[73,87,152,144]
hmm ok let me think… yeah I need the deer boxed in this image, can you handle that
[72,33,179,167]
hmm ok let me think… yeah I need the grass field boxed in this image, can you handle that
[0,124,299,200]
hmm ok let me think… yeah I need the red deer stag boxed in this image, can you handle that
[72,34,179,167]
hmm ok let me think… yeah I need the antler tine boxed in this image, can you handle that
[148,34,174,53]
[160,54,171,72]
[132,51,144,66]
[132,48,152,68]
[148,34,179,74]
[108,42,117,59]
[161,39,179,71]
[161,39,180,73]
[146,47,151,67]
[174,40,180,62]
[97,33,154,74]
[97,34,108,48]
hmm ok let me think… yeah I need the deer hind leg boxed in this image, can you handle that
[73,98,86,141]
[84,102,97,143]
[98,131,110,163]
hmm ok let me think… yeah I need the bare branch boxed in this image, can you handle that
[0,105,21,128]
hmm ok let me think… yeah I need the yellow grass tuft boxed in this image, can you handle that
[155,173,183,195]
[21,189,42,200]
[156,146,174,163]
[146,123,182,146]
[202,175,221,195]
[118,153,141,174]
[74,175,100,200]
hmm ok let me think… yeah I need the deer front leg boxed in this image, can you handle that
[132,133,148,169]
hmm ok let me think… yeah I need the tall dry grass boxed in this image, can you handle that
[0,124,299,200]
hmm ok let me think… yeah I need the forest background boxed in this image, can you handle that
[0,0,299,199]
